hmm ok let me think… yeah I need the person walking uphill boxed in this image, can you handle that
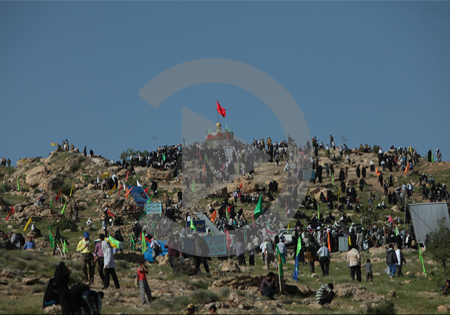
[102,241,120,289]
[386,244,398,279]
[317,242,331,276]
[93,234,105,286]
[192,232,210,274]
[347,245,362,282]
[77,232,95,284]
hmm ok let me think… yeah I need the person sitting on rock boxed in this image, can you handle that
[22,236,35,250]
[260,272,278,300]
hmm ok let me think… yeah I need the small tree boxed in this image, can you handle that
[426,218,450,271]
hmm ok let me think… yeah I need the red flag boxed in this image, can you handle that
[239,183,243,190]
[217,101,226,118]
[144,187,149,194]
[5,206,15,221]
[327,231,331,252]
[226,230,232,250]
[388,215,394,224]
[107,210,116,217]
[126,170,129,181]
[55,188,62,201]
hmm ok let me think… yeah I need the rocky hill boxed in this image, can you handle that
[0,145,449,314]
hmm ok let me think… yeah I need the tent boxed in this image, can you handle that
[409,202,450,243]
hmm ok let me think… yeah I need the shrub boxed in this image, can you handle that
[61,182,73,197]
[32,284,46,293]
[19,251,35,261]
[189,289,219,304]
[366,301,396,315]
[51,217,78,232]
[173,295,190,307]
[219,287,231,298]
[192,282,209,290]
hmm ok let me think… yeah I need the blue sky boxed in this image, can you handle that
[1,1,449,164]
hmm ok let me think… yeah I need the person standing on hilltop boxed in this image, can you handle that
[84,146,87,157]
[7,158,10,167]
[329,135,334,147]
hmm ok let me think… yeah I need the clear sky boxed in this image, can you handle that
[1,1,449,164]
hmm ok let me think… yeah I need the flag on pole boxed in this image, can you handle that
[239,182,243,190]
[276,245,284,280]
[24,217,33,232]
[376,167,380,176]
[409,146,412,154]
[21,158,29,165]
[293,236,302,281]
[253,195,263,220]
[55,188,62,201]
[162,153,166,162]
[17,178,20,191]
[404,162,410,174]
[130,234,136,251]
[108,236,120,249]
[388,215,394,224]
[216,100,226,118]
[141,231,147,252]
[226,230,231,250]
[147,193,154,204]
[191,180,196,192]
[107,209,116,217]
[331,173,334,185]
[190,220,196,231]
[51,142,58,146]
[50,198,53,209]
[70,184,74,197]
[395,226,399,236]
[63,240,69,253]
[431,153,434,163]
[126,170,129,181]
[418,246,427,276]
[210,210,217,222]
[137,180,142,187]
[5,206,15,221]
[61,201,66,214]
[108,184,117,196]
[327,231,331,252]
[49,227,55,248]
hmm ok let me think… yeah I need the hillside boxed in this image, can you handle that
[0,145,449,314]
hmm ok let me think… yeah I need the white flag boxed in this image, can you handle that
[137,180,142,187]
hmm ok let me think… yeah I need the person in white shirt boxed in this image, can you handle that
[262,238,274,270]
[316,243,331,276]
[103,241,120,289]
[277,237,287,263]
[150,238,161,262]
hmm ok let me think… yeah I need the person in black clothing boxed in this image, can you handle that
[361,166,366,178]
[193,232,210,274]
[260,272,278,299]
[43,278,59,308]
[53,262,72,314]
[90,149,94,157]
[356,165,360,178]
[83,146,87,157]
[81,290,104,315]
[70,284,90,315]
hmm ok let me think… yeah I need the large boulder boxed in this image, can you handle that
[41,176,64,192]
[146,168,172,181]
[26,166,49,187]
[222,260,240,273]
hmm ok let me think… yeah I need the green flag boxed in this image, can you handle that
[147,193,154,203]
[130,233,136,251]
[296,236,302,256]
[431,153,434,163]
[276,244,284,280]
[253,195,263,220]
[162,153,166,162]
[61,201,66,214]
[190,220,196,231]
[50,198,53,209]
[331,173,334,185]
[2,184,5,193]
[17,178,20,191]
[63,240,69,253]
[317,204,320,218]
[419,246,427,276]
[395,226,399,236]
[142,231,147,252]
[191,180,196,192]
[109,236,121,249]
[49,227,55,248]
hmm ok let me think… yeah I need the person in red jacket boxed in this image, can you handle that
[137,260,152,305]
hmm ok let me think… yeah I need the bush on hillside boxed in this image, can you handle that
[50,217,78,232]
[366,300,396,315]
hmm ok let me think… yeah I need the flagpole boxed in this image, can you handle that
[278,251,282,294]
[216,99,219,123]
[60,239,67,260]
